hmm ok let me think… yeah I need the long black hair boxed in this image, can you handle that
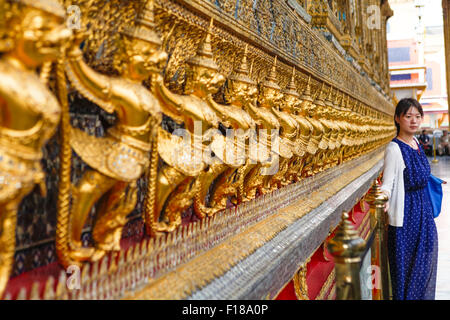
[394,98,424,135]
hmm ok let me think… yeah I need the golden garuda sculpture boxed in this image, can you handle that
[348,101,367,160]
[283,72,313,184]
[147,19,225,234]
[323,87,343,170]
[0,0,72,296]
[268,66,301,190]
[311,83,334,175]
[242,57,282,198]
[334,93,353,166]
[58,0,167,266]
[292,76,319,180]
[192,43,257,217]
[340,95,358,162]
[301,80,327,178]
[207,45,259,208]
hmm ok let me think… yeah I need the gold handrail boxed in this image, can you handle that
[367,180,391,300]
[326,211,365,300]
[328,179,391,300]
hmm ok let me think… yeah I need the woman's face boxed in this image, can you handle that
[395,106,423,135]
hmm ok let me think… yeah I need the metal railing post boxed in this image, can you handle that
[367,180,390,300]
[327,212,366,300]
[374,187,390,300]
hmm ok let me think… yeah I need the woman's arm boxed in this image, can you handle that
[380,143,398,199]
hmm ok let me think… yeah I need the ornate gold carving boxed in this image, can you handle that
[327,211,366,300]
[57,0,167,266]
[0,0,398,298]
[315,269,336,300]
[242,56,282,198]
[125,147,385,300]
[0,0,71,297]
[204,45,258,210]
[293,258,310,300]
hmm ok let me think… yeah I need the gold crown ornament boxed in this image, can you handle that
[228,44,256,85]
[300,75,313,102]
[282,67,299,98]
[313,82,327,107]
[121,0,162,45]
[186,18,219,71]
[261,56,281,91]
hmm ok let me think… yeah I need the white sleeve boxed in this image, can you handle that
[380,143,397,199]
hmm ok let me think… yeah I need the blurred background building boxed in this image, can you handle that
[388,0,449,129]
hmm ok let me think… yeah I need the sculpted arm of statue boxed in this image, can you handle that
[245,101,263,125]
[152,78,186,124]
[65,41,115,114]
[207,96,232,128]
[271,106,281,118]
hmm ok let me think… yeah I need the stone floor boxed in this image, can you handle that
[429,156,450,300]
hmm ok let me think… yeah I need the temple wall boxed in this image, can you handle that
[1,0,395,299]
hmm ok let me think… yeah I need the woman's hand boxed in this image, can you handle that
[384,200,390,212]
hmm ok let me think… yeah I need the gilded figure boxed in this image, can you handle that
[199,45,259,212]
[300,77,326,178]
[323,87,343,169]
[148,19,225,234]
[284,72,314,183]
[191,28,257,218]
[306,83,330,175]
[0,0,71,294]
[242,57,281,198]
[272,67,304,188]
[61,0,167,264]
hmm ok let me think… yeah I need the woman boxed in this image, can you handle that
[381,98,439,300]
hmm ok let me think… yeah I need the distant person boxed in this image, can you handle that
[437,130,449,156]
[418,129,432,156]
[381,98,439,300]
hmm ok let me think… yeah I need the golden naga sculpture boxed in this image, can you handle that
[243,57,282,198]
[148,19,224,234]
[0,0,71,295]
[200,45,258,213]
[60,0,167,265]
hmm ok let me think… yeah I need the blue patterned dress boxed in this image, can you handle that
[388,138,438,300]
